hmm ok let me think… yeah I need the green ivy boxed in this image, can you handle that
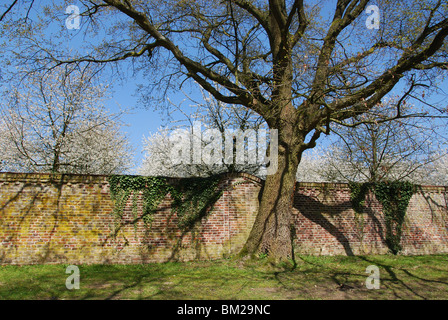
[349,181,415,254]
[108,175,173,233]
[348,181,415,255]
[373,181,415,255]
[171,176,223,231]
[108,174,223,235]
[348,182,371,215]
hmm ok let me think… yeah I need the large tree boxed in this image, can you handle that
[1,0,448,261]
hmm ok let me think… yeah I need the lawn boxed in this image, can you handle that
[0,254,447,300]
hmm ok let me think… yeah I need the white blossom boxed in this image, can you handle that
[0,68,134,174]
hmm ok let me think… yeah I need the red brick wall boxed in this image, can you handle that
[0,172,260,265]
[0,172,447,265]
[293,183,448,255]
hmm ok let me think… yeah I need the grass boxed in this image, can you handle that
[0,254,447,300]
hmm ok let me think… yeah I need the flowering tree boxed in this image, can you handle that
[139,89,267,177]
[319,99,447,184]
[420,152,448,186]
[0,68,134,174]
[295,147,330,182]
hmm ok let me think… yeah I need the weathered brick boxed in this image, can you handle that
[0,173,447,265]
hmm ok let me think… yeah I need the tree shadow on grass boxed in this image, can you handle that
[286,254,448,299]
[357,256,448,300]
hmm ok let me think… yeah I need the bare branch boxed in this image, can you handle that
[0,0,19,22]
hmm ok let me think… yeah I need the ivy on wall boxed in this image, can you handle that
[348,182,371,244]
[373,181,415,255]
[348,181,415,255]
[348,182,371,215]
[171,176,223,231]
[108,174,223,235]
[108,175,172,233]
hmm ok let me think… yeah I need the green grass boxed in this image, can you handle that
[0,254,447,300]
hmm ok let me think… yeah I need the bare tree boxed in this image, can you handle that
[2,0,448,261]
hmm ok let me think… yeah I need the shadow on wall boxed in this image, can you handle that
[415,185,448,224]
[98,175,255,264]
[0,174,67,264]
[0,172,262,265]
[293,189,387,256]
[401,186,448,253]
[2,172,448,265]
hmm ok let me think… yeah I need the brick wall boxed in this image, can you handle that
[0,172,447,265]
[293,183,448,255]
[0,172,260,265]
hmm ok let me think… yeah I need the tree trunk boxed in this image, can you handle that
[240,136,302,262]
[239,9,304,262]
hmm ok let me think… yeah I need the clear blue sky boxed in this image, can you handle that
[108,80,163,171]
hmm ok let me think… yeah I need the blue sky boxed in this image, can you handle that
[106,75,208,172]
[108,80,162,171]
[110,77,448,174]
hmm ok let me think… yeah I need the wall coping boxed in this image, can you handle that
[0,172,446,193]
[0,171,264,186]
[0,172,110,184]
